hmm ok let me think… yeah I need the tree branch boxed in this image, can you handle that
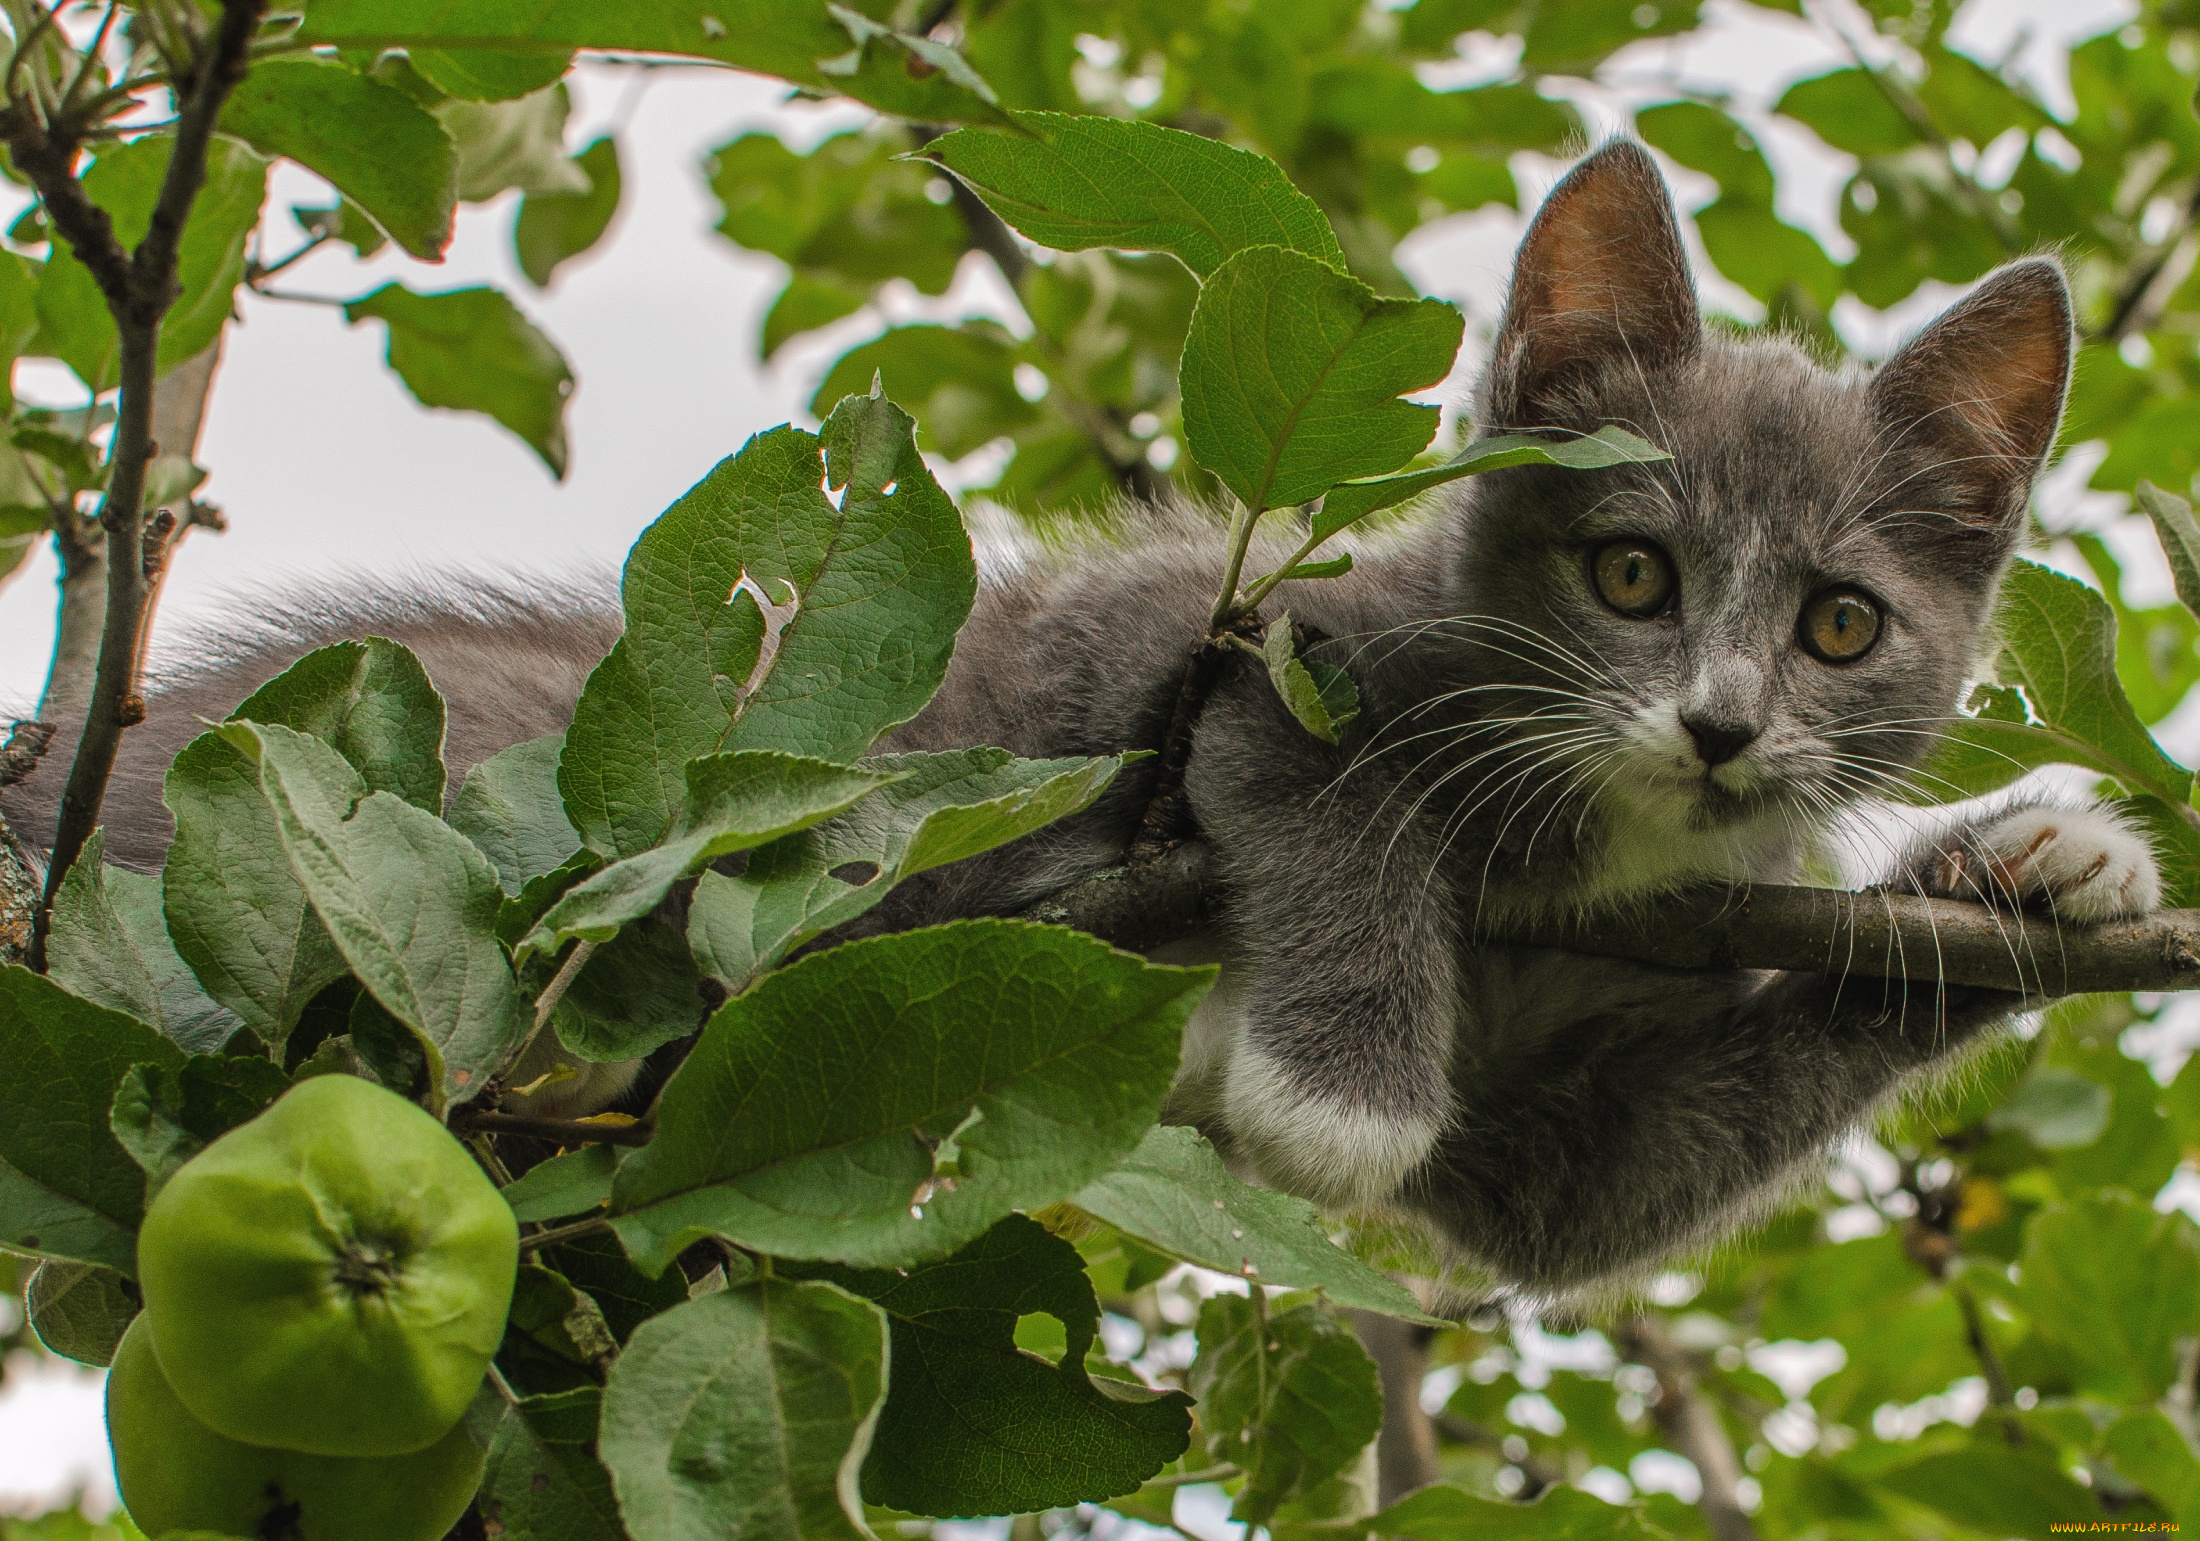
[1039,843,2200,995]
[14,0,265,962]
[1617,1314,1762,1541]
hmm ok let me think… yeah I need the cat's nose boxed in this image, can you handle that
[1682,714,1758,768]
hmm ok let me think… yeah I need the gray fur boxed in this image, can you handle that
[4,143,2125,1293]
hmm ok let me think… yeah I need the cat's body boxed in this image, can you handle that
[3,143,2161,1293]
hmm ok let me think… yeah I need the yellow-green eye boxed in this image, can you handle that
[1800,590,1881,662]
[1592,542,1675,617]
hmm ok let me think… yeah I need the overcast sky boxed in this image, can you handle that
[0,0,2147,1518]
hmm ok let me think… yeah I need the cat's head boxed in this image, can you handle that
[1452,140,2070,873]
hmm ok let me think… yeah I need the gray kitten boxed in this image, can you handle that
[5,142,2158,1292]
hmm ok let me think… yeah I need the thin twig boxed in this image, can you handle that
[460,1110,654,1148]
[518,1214,617,1253]
[1619,1314,1762,1541]
[22,0,267,963]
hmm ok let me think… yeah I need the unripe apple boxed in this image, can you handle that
[136,1073,517,1456]
[107,1315,483,1541]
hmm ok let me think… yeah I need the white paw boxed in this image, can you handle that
[1222,1047,1442,1210]
[1938,804,2161,923]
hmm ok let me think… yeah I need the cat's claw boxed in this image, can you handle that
[1922,803,2161,922]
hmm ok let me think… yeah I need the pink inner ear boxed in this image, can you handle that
[1492,143,1700,417]
[1871,261,2072,505]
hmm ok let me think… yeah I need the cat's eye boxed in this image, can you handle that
[1799,590,1881,662]
[1592,542,1675,617]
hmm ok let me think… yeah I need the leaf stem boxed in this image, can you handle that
[1236,527,1327,614]
[518,1214,616,1253]
[463,1110,654,1149]
[1144,1464,1242,1488]
[1208,501,1264,630]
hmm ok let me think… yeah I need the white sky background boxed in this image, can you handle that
[0,0,2156,1517]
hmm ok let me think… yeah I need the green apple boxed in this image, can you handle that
[108,1315,483,1541]
[136,1073,518,1457]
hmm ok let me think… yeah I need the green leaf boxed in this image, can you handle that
[1985,1065,2111,1150]
[922,112,1342,279]
[559,391,975,858]
[108,1053,288,1200]
[450,732,584,894]
[520,752,897,959]
[1874,1441,2099,1531]
[412,47,576,102]
[685,748,1119,987]
[36,135,267,391]
[1927,559,2193,804]
[1070,1125,1437,1322]
[1309,427,1669,543]
[0,966,183,1273]
[598,1281,889,1541]
[501,1144,620,1225]
[817,1214,1192,1515]
[439,83,592,202]
[2018,1192,2200,1402]
[46,832,242,1055]
[217,58,457,260]
[608,920,1210,1273]
[762,272,867,359]
[220,722,529,1112]
[516,136,622,288]
[344,284,574,478]
[162,733,350,1050]
[809,323,1039,461]
[549,915,707,1064]
[1262,613,1359,745]
[25,1260,138,1367]
[1776,67,1922,156]
[293,195,389,259]
[480,1390,625,1541]
[1190,1294,1380,1523]
[710,129,966,300]
[2106,1411,2200,1524]
[1366,1482,1676,1538]
[234,637,449,811]
[1181,245,1460,512]
[2137,479,2200,623]
[296,0,1013,126]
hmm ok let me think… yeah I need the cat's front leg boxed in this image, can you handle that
[1185,673,1460,1211]
[1893,798,2161,921]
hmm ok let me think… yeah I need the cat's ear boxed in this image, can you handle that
[1868,258,2072,527]
[1483,140,1700,427]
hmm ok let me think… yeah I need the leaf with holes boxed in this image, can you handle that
[811,1214,1192,1515]
[1181,245,1461,513]
[608,921,1208,1273]
[1190,1294,1381,1522]
[559,388,975,859]
[598,1281,888,1541]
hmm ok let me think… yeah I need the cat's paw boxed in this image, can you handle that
[1223,1048,1442,1210]
[1919,803,2161,922]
